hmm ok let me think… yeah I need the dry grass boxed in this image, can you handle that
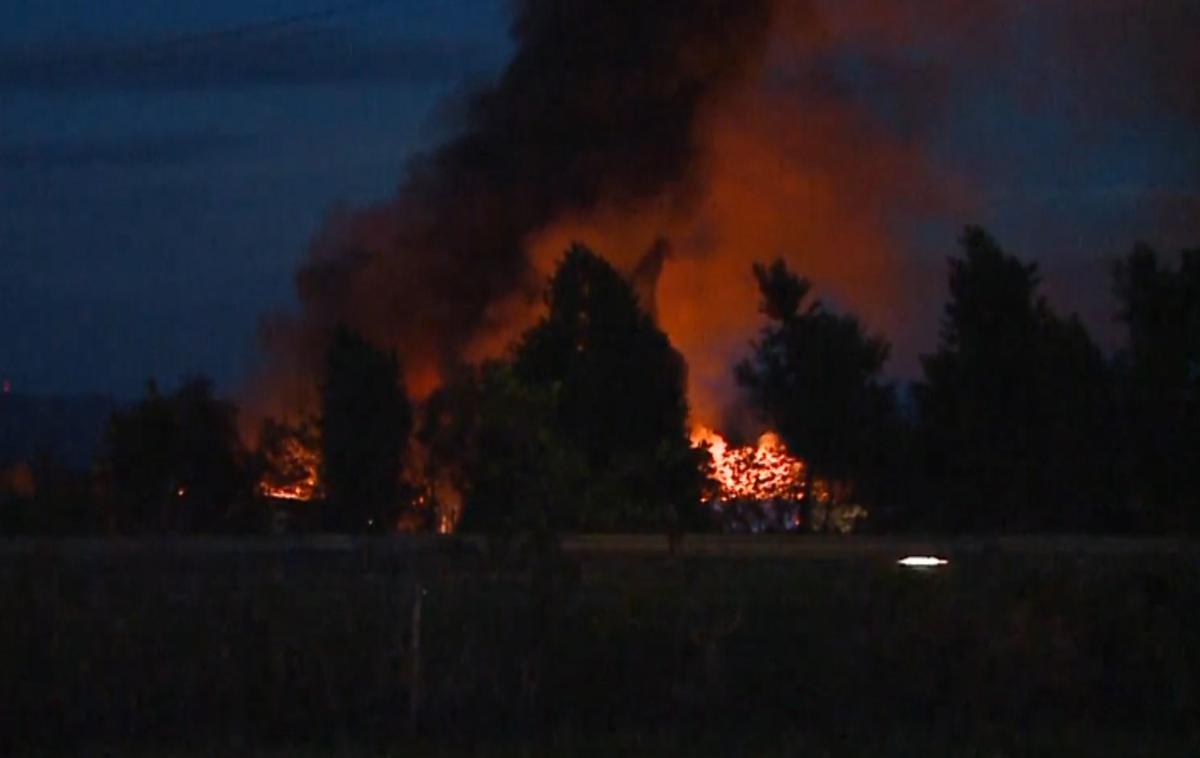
[2,538,1197,753]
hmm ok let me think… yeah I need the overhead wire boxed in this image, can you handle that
[14,0,404,66]
[127,0,403,52]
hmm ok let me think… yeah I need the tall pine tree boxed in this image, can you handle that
[320,327,412,532]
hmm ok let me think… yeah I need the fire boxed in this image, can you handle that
[691,425,806,503]
[692,426,867,533]
[397,486,458,534]
[255,423,456,532]
[430,480,462,534]
[258,431,321,502]
[250,419,859,533]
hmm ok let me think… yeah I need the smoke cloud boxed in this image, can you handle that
[256,0,1200,427]
[255,0,774,418]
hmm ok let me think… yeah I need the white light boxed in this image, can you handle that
[898,555,949,568]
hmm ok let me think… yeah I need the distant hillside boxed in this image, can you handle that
[0,393,116,470]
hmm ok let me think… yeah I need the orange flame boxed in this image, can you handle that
[691,425,806,503]
[259,434,321,502]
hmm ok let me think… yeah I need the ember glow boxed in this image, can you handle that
[256,430,457,531]
[259,433,321,502]
[399,487,459,534]
[692,425,806,503]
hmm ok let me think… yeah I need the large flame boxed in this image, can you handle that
[691,425,807,503]
[692,425,867,533]
[256,424,811,520]
[252,423,870,533]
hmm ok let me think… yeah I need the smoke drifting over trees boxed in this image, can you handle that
[258,0,774,415]
[257,0,1200,427]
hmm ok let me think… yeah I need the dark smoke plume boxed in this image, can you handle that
[258,0,774,413]
[255,0,1200,426]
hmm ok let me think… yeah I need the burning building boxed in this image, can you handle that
[692,426,866,533]
[248,0,1193,533]
[249,0,894,532]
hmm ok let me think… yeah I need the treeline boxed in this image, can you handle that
[0,245,704,536]
[922,229,1198,532]
[1,228,1197,535]
[744,227,1199,533]
[293,244,707,536]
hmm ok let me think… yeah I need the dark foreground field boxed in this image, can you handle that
[2,536,1199,755]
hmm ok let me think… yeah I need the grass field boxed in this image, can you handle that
[2,535,1198,754]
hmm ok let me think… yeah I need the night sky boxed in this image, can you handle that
[1,0,510,397]
[2,0,1197,398]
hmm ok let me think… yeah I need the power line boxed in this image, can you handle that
[18,0,404,66]
[137,0,403,52]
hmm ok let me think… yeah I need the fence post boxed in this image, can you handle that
[409,580,423,734]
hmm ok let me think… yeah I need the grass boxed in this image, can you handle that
[13,727,1200,757]
[2,538,1198,753]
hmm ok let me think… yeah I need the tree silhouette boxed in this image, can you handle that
[513,244,707,532]
[319,327,412,532]
[416,363,491,532]
[735,259,895,528]
[442,363,590,537]
[1113,243,1200,530]
[916,227,1121,531]
[101,377,249,533]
